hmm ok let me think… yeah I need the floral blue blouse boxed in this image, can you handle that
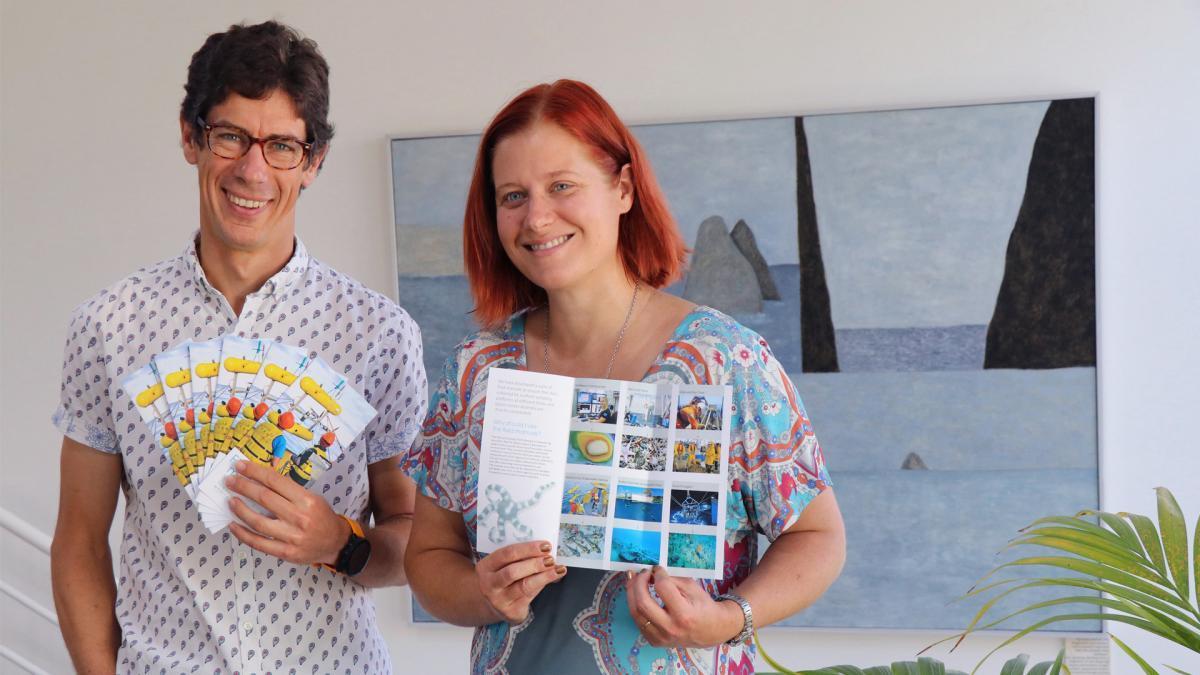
[403,307,831,674]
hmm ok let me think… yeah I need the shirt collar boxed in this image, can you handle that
[183,231,310,299]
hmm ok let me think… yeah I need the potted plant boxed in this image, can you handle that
[756,487,1198,674]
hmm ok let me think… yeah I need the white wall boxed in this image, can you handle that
[3,1,1198,672]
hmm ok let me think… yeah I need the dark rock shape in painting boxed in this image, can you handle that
[796,117,839,373]
[730,219,782,301]
[683,216,763,315]
[900,452,929,470]
[985,98,1096,369]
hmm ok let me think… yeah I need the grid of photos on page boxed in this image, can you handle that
[556,379,731,578]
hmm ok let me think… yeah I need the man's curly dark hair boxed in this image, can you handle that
[180,21,333,168]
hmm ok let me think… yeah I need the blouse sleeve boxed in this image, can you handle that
[721,329,832,542]
[401,347,468,512]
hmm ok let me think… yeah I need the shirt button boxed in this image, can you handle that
[243,622,253,633]
[238,551,248,561]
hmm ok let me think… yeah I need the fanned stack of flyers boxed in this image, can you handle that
[120,336,377,532]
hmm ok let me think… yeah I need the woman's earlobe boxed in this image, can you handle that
[618,164,635,210]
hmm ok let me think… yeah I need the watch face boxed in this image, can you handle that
[344,538,371,576]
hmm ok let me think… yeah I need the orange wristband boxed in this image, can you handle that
[317,515,365,573]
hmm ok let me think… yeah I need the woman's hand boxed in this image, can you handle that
[476,540,567,624]
[625,565,745,649]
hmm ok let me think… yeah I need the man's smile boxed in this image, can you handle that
[223,189,270,210]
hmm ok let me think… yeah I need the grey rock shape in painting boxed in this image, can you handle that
[900,452,929,470]
[683,216,763,315]
[985,98,1096,369]
[730,219,781,301]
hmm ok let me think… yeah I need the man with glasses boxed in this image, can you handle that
[49,21,426,674]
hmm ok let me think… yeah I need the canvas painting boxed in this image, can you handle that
[393,97,1098,630]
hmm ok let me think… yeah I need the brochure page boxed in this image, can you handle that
[476,367,574,556]
[478,368,732,579]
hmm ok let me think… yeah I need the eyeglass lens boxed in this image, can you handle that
[208,126,305,169]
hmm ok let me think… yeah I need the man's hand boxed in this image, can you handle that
[624,565,745,649]
[225,459,348,566]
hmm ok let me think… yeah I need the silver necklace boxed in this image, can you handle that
[543,281,641,379]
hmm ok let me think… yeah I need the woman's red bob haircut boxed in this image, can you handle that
[463,79,689,329]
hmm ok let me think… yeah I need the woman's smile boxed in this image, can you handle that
[525,234,574,254]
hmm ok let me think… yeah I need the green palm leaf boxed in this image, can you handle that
[948,590,1194,652]
[1157,488,1191,602]
[980,556,1180,604]
[948,487,1198,672]
[1006,534,1170,586]
[1110,633,1158,674]
[970,612,1164,673]
[960,594,1195,648]
[1023,649,1063,675]
[1124,512,1169,572]
[1014,524,1158,569]
[999,654,1029,675]
[917,657,946,675]
[1018,515,1129,546]
[1083,508,1144,550]
[963,577,1200,630]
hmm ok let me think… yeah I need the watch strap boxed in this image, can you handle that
[716,592,754,646]
[342,514,365,538]
[319,515,365,574]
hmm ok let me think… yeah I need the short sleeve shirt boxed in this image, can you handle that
[403,307,831,674]
[52,236,427,674]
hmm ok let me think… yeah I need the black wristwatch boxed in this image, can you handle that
[323,515,371,576]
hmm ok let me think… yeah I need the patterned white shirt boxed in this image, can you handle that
[52,236,427,674]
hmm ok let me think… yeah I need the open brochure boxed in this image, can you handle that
[477,368,732,579]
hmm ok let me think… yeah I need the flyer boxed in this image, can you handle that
[121,335,378,533]
[478,368,732,579]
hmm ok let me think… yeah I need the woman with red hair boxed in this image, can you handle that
[404,80,845,673]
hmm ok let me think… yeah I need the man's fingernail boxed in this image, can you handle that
[555,566,567,575]
[539,542,551,552]
[224,475,236,487]
[543,556,554,567]
[236,460,248,471]
[625,570,633,581]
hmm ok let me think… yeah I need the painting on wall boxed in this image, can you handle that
[392,97,1098,631]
